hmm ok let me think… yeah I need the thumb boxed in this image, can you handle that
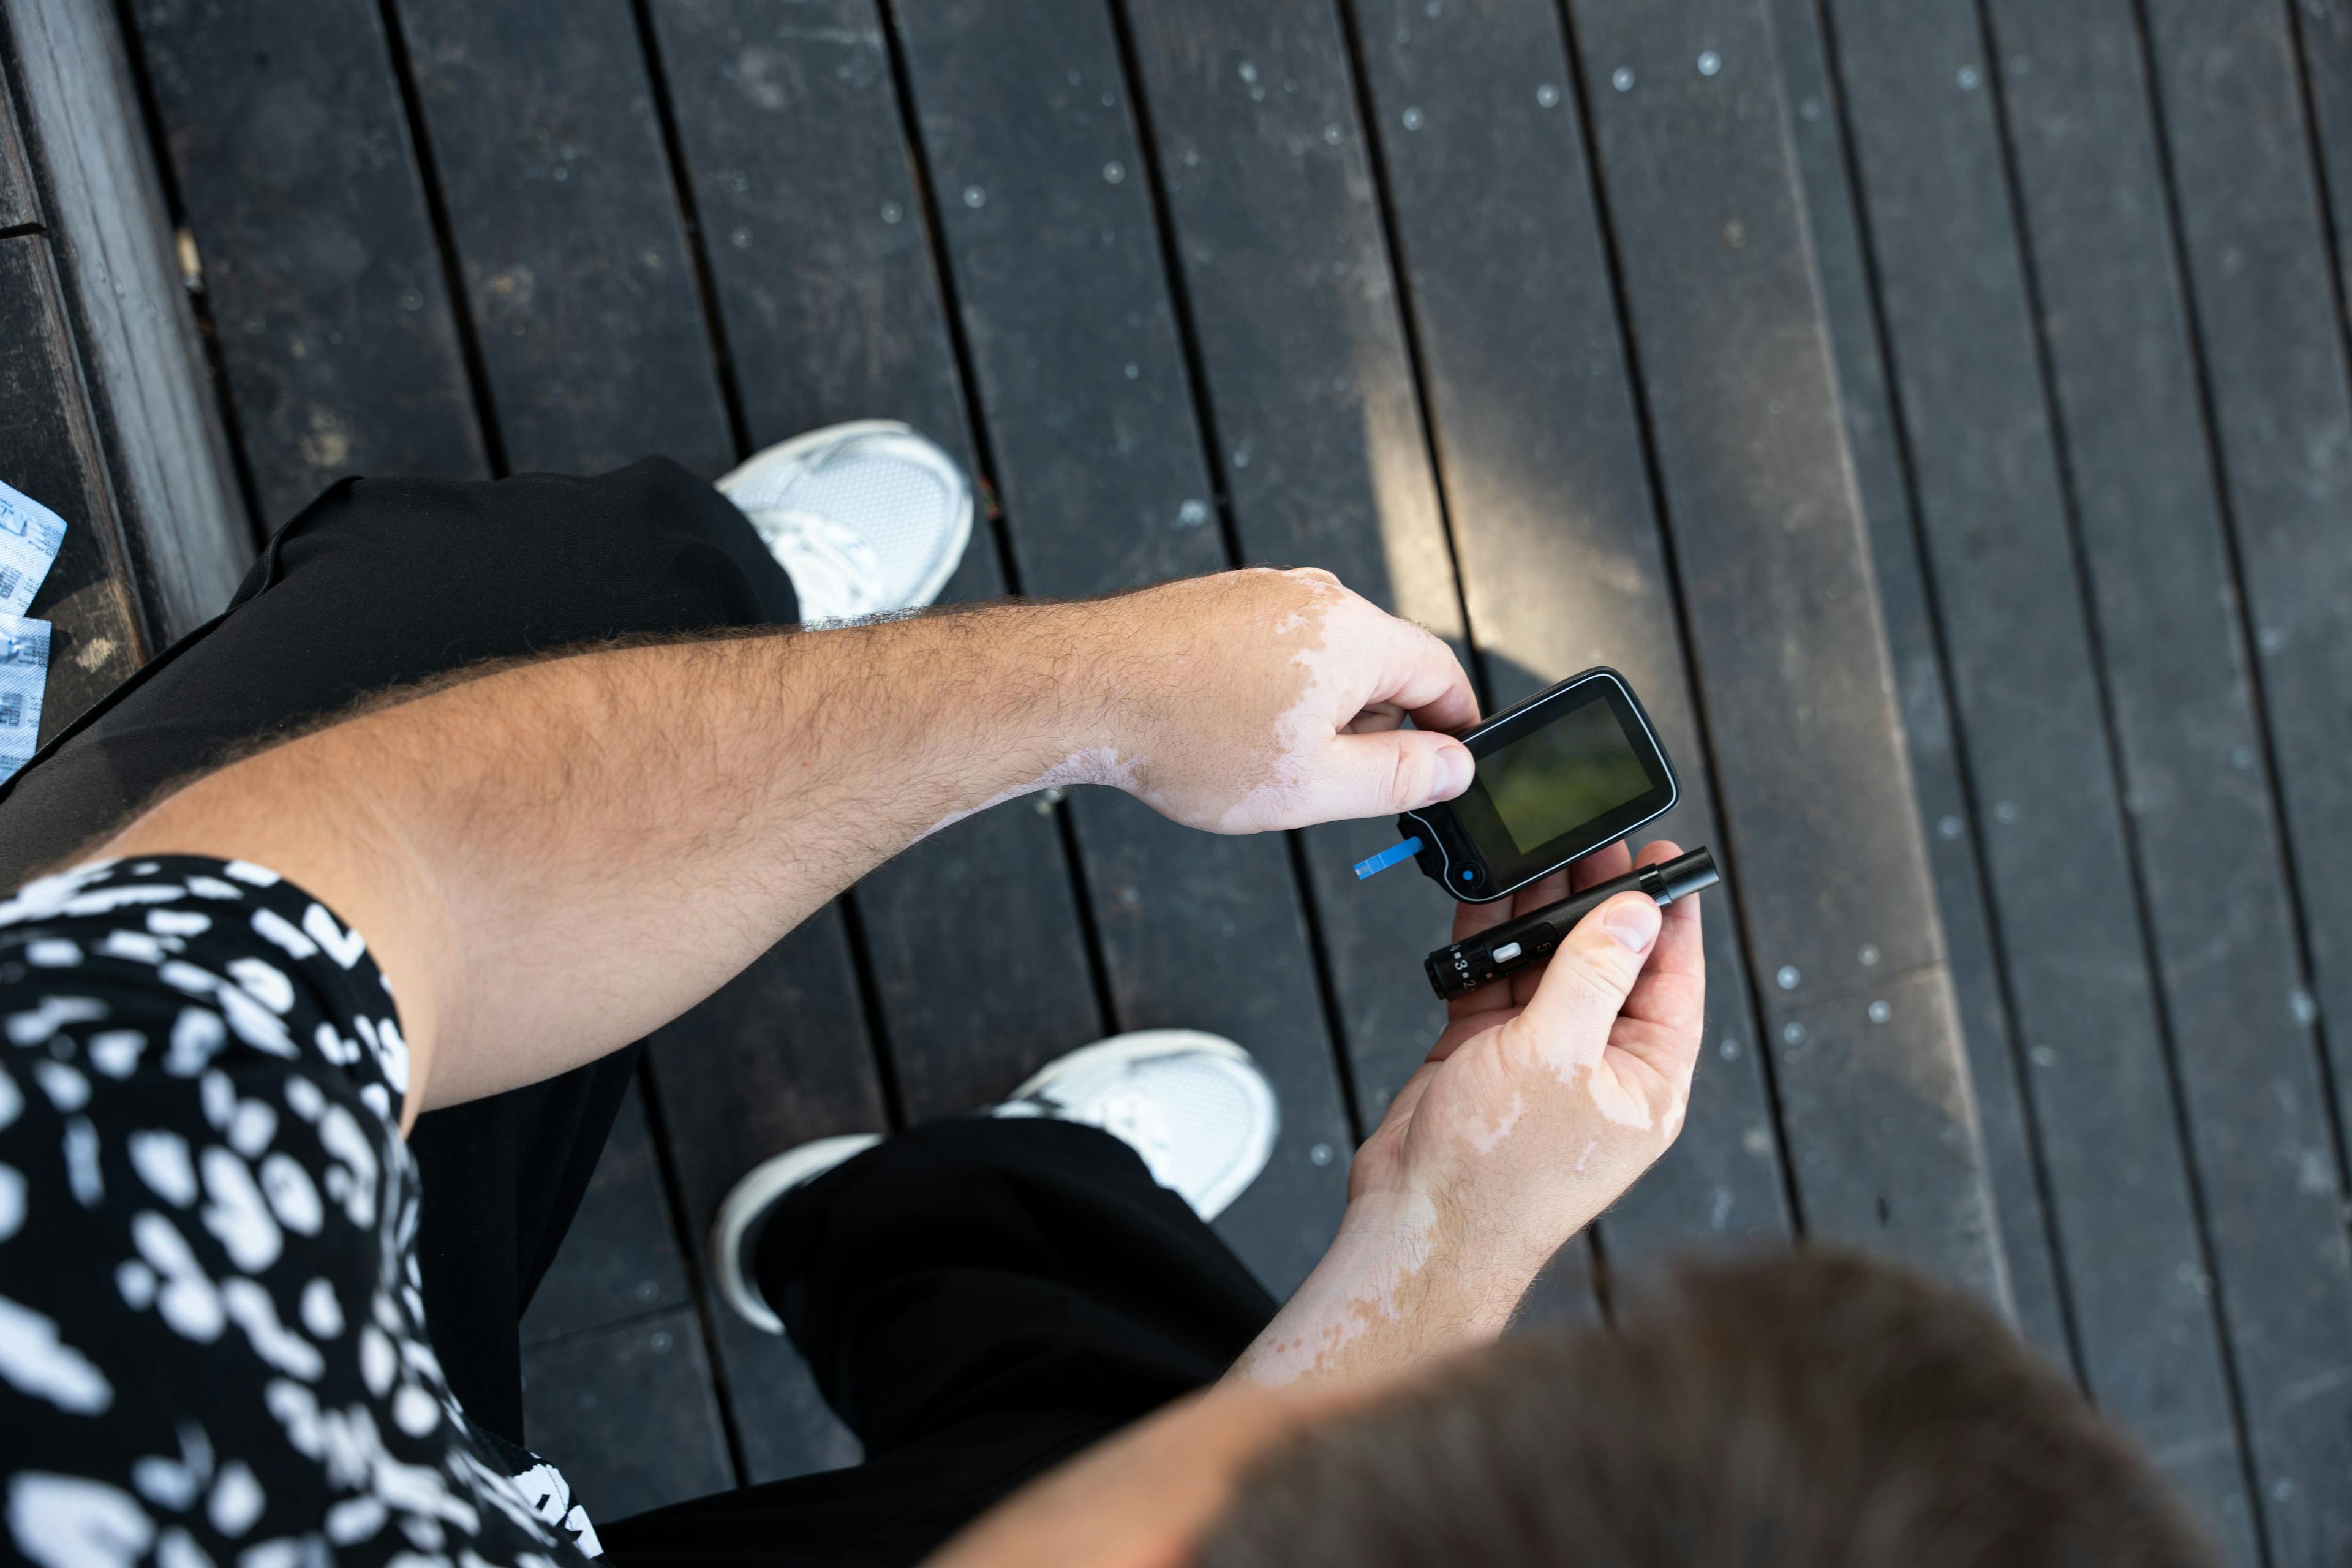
[1314,729,1476,822]
[1518,891,1662,1043]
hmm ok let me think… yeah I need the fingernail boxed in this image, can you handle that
[1435,744,1474,799]
[1602,895,1661,951]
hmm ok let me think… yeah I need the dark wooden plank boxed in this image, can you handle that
[1996,9,2352,1559]
[1763,0,2071,1366]
[1070,795,1355,1289]
[392,0,733,477]
[1513,1235,1605,1329]
[892,0,1353,1295]
[1558,0,2001,1300]
[522,1074,695,1344]
[125,0,489,525]
[2157,0,2352,1225]
[521,1307,735,1519]
[1118,0,1477,1145]
[1770,969,1982,1240]
[383,0,835,1481]
[853,815,1108,1118]
[0,50,36,230]
[2131,3,2352,1560]
[2,0,249,638]
[2301,0,2352,339]
[1818,0,2256,1548]
[646,915,881,1483]
[385,0,1042,1482]
[646,0,971,523]
[647,0,1107,1120]
[0,235,151,740]
[1344,0,1790,1261]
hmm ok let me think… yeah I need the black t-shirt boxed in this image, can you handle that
[0,856,599,1566]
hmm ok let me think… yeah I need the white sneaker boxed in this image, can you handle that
[991,1030,1279,1222]
[709,1132,881,1335]
[709,1031,1279,1335]
[716,419,973,622]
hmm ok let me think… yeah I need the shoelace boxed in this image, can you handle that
[1094,1093,1181,1172]
[1023,1087,1186,1189]
[751,508,887,619]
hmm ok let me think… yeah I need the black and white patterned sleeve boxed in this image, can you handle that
[0,857,598,1567]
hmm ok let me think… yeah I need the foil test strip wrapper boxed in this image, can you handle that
[0,479,67,617]
[0,478,69,782]
[0,616,51,780]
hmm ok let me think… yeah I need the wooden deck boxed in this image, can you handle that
[17,0,2352,1559]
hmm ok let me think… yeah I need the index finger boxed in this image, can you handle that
[1376,619,1479,736]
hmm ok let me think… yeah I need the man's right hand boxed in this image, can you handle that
[1227,837,1706,1389]
[1083,568,1480,834]
[1351,838,1705,1271]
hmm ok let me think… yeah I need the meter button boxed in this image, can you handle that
[1491,941,1523,963]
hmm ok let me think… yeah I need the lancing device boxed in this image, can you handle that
[1425,847,1719,1001]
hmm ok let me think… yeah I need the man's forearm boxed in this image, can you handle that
[92,567,1480,1128]
[1227,856,1701,1392]
[99,601,1134,1119]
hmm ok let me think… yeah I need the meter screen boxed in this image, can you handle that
[1476,697,1654,855]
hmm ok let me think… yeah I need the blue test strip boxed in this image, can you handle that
[1353,837,1423,880]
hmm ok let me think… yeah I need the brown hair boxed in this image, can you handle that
[1198,1248,2215,1568]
